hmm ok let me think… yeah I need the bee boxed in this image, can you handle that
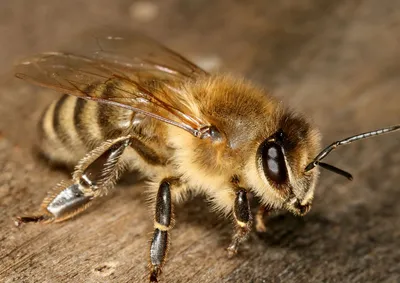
[14,29,400,282]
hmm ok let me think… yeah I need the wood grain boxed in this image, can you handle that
[0,1,399,282]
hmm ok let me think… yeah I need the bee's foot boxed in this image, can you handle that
[149,266,160,282]
[255,221,267,233]
[14,214,51,227]
[226,245,238,258]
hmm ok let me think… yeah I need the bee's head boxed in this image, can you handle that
[251,110,399,215]
[250,112,321,216]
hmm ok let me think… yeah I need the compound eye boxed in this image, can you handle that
[259,142,288,184]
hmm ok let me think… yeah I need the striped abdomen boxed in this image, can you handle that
[38,94,135,164]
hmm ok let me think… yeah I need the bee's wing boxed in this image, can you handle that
[15,30,210,137]
[67,28,208,80]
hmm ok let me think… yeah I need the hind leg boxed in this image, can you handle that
[16,136,132,225]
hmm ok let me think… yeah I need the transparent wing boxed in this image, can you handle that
[15,28,210,137]
[70,28,208,79]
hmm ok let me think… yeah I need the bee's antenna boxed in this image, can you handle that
[305,124,400,179]
[317,162,353,180]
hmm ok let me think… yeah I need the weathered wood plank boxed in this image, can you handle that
[0,1,399,282]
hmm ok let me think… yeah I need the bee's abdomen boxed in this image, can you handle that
[38,94,134,165]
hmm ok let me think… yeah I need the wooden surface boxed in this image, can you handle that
[0,1,399,282]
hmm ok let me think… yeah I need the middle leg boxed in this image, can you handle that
[149,178,179,283]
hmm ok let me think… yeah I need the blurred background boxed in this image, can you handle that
[0,1,399,282]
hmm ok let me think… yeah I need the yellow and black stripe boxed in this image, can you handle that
[38,91,134,164]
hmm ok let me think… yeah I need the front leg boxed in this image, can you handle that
[255,205,273,233]
[227,189,252,257]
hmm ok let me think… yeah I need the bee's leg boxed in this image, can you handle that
[227,189,252,257]
[15,136,132,226]
[149,179,175,283]
[255,205,272,233]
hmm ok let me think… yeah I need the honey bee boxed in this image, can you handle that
[14,29,399,282]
